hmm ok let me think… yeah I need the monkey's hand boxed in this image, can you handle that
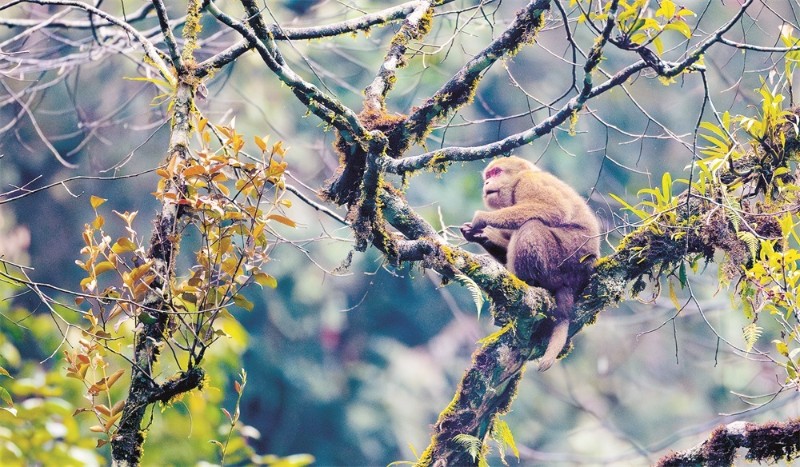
[469,211,489,231]
[460,222,485,243]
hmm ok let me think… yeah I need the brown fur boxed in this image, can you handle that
[461,156,600,371]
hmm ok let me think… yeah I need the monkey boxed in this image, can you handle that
[461,156,600,371]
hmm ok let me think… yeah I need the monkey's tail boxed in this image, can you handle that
[537,319,568,372]
[537,287,573,372]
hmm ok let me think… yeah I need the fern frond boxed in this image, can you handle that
[736,231,759,260]
[455,274,486,318]
[743,322,762,352]
[453,434,482,462]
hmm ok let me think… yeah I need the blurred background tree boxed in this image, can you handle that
[1,0,799,465]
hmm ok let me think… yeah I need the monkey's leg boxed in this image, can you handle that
[537,288,573,372]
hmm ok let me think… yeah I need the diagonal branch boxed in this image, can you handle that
[385,0,552,154]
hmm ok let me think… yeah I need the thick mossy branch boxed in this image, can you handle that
[657,419,800,466]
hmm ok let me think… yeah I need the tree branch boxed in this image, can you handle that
[657,419,800,466]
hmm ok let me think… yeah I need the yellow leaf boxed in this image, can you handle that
[104,411,122,431]
[267,214,297,228]
[95,404,112,417]
[272,141,286,157]
[90,195,107,209]
[94,261,116,275]
[125,261,152,288]
[253,272,277,289]
[216,182,231,197]
[93,215,105,229]
[111,399,126,415]
[89,425,105,433]
[232,294,254,311]
[255,135,268,152]
[668,279,681,310]
[112,238,137,254]
[774,339,789,357]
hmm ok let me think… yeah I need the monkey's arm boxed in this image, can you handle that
[470,202,564,231]
[461,223,509,264]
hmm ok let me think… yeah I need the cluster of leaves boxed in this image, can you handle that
[612,80,800,388]
[69,116,297,446]
[741,224,800,387]
[575,0,695,55]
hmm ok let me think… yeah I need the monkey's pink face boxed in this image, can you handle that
[482,166,513,210]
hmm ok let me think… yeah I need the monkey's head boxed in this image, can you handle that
[482,156,540,209]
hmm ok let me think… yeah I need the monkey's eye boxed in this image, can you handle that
[484,167,503,179]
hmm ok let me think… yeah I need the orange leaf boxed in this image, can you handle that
[90,195,106,210]
[105,369,125,388]
[182,165,206,178]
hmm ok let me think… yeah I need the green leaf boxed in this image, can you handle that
[0,386,13,407]
[609,193,649,220]
[232,294,254,312]
[678,262,687,287]
[736,231,759,260]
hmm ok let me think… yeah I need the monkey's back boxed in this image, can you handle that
[508,171,600,292]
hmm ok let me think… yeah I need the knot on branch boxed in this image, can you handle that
[149,367,206,404]
[322,109,407,205]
